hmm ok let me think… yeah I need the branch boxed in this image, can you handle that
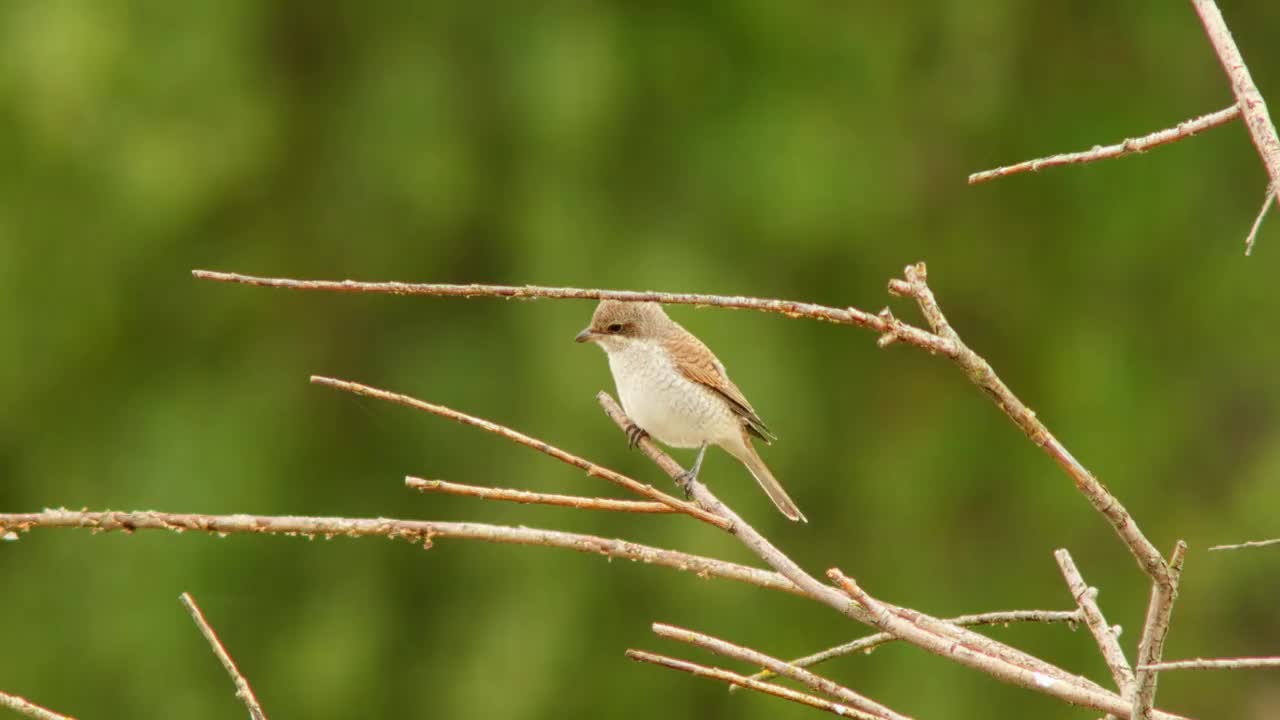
[1191,0,1280,214]
[192,270,951,351]
[827,569,1189,720]
[968,105,1241,184]
[405,477,675,514]
[601,393,1188,718]
[889,264,1172,586]
[202,269,1168,587]
[195,268,1185,717]
[0,692,75,720]
[742,608,1082,686]
[651,622,910,720]
[1055,549,1134,694]
[624,650,879,719]
[0,510,800,596]
[1209,537,1280,551]
[311,376,728,530]
[1139,657,1280,672]
[1131,541,1189,720]
[181,592,268,720]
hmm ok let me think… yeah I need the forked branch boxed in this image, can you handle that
[651,622,910,720]
[742,608,1082,686]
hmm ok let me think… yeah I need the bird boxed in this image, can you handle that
[575,300,806,522]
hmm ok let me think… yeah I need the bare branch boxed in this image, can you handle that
[0,692,76,720]
[1209,537,1280,551]
[968,106,1241,185]
[1191,0,1280,215]
[601,394,1185,719]
[1056,549,1134,693]
[891,264,1172,586]
[311,375,729,530]
[192,270,953,353]
[651,622,910,720]
[181,592,268,720]
[743,608,1082,686]
[827,569,1189,720]
[624,650,879,719]
[405,477,675,514]
[0,510,799,595]
[1131,541,1189,720]
[1139,657,1280,672]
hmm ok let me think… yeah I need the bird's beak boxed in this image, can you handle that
[574,327,596,343]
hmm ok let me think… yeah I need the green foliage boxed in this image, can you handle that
[1,2,1277,718]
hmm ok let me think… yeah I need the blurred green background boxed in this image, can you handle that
[2,1,1278,718]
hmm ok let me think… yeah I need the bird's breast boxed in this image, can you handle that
[606,340,737,448]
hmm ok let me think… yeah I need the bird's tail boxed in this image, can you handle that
[728,437,807,523]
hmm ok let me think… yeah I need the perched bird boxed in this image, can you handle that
[575,300,805,522]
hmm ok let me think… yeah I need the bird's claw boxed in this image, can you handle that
[625,423,649,448]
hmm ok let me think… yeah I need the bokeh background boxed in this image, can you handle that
[2,2,1278,718]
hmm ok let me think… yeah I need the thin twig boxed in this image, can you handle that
[624,650,878,719]
[311,375,729,529]
[968,105,1242,184]
[0,692,76,720]
[180,592,268,720]
[652,623,910,720]
[743,608,1082,686]
[1139,657,1280,672]
[890,264,1172,586]
[1191,0,1280,218]
[1209,537,1280,551]
[1131,541,1189,720]
[1244,184,1276,256]
[0,510,799,595]
[601,394,1182,719]
[191,270,952,353]
[1056,549,1134,694]
[405,477,676,514]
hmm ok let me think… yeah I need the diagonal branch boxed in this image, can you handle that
[889,264,1172,586]
[741,608,1082,686]
[968,106,1241,185]
[181,592,268,720]
[405,477,676,514]
[0,510,799,595]
[0,692,76,720]
[311,376,728,529]
[624,650,880,719]
[1056,549,1134,694]
[651,622,910,720]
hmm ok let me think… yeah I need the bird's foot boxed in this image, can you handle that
[625,423,649,449]
[675,470,697,497]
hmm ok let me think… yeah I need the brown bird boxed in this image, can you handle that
[575,300,806,522]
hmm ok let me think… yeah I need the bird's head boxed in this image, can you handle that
[574,300,670,353]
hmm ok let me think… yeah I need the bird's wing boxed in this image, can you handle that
[668,329,776,444]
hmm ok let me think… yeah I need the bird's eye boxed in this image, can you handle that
[607,323,624,333]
